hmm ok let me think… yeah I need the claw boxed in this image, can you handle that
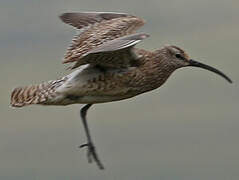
[79,143,88,148]
[79,142,104,169]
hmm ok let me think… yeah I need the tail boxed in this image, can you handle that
[10,79,65,107]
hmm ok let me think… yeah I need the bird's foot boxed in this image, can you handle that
[79,142,105,170]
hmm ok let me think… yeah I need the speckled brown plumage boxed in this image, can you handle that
[10,12,232,170]
[11,77,67,107]
[10,12,232,107]
[60,12,145,68]
[10,9,232,112]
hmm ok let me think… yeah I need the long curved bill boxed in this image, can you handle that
[188,59,232,83]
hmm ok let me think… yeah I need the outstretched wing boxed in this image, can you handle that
[71,33,149,69]
[59,12,145,65]
[59,12,129,30]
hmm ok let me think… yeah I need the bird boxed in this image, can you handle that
[10,12,232,170]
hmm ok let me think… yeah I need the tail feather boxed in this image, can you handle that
[10,78,66,107]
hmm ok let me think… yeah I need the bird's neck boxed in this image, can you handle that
[138,51,176,92]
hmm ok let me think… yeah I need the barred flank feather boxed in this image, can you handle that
[10,78,66,107]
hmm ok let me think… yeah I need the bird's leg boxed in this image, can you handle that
[79,104,105,170]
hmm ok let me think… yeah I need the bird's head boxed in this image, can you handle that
[158,45,232,83]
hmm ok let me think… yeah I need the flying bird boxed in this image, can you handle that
[10,12,232,169]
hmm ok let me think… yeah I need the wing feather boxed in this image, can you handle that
[60,12,145,65]
[71,33,149,69]
[59,12,129,30]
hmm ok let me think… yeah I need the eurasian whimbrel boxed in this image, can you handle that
[10,12,232,170]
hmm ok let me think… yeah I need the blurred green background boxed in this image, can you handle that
[0,0,238,179]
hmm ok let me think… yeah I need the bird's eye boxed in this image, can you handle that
[175,53,183,59]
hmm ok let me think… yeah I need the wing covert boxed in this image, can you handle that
[71,33,150,69]
[60,12,145,65]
